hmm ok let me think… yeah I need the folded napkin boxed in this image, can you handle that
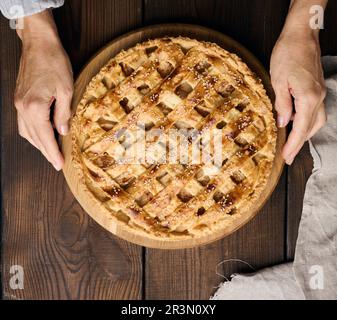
[212,56,337,300]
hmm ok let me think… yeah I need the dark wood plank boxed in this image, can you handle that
[144,0,289,67]
[145,180,286,300]
[54,0,143,75]
[286,143,313,260]
[143,0,289,300]
[320,0,337,56]
[1,0,143,300]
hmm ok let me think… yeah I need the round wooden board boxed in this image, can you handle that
[62,24,286,249]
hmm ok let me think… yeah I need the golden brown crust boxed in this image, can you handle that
[71,37,277,240]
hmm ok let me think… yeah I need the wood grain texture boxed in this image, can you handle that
[2,0,336,300]
[143,0,289,299]
[1,0,143,300]
[143,0,290,67]
[54,0,143,74]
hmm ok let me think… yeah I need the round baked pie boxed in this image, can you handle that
[71,37,277,242]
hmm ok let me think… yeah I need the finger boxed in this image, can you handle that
[284,106,321,162]
[17,114,39,149]
[33,119,64,171]
[283,74,326,164]
[53,86,73,136]
[25,104,64,171]
[16,94,65,170]
[283,129,307,165]
[307,103,327,140]
[273,83,293,128]
[18,100,59,167]
[282,96,314,165]
[22,117,59,169]
[290,113,295,121]
[27,124,55,163]
[285,142,304,166]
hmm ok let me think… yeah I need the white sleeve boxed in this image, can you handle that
[0,0,64,19]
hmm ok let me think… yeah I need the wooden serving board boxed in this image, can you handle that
[62,24,286,249]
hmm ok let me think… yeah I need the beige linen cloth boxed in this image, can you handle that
[212,57,337,300]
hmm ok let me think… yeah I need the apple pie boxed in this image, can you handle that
[71,37,277,241]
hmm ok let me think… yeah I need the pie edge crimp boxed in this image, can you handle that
[69,36,277,242]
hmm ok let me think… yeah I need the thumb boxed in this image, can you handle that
[273,84,293,128]
[54,87,73,136]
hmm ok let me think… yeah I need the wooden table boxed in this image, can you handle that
[1,0,336,300]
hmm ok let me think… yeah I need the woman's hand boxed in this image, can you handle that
[270,0,327,165]
[14,10,73,171]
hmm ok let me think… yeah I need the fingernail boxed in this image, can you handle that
[60,124,69,136]
[277,115,285,128]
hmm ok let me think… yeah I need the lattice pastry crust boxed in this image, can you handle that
[71,37,277,240]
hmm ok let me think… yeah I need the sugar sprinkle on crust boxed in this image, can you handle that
[71,37,277,240]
